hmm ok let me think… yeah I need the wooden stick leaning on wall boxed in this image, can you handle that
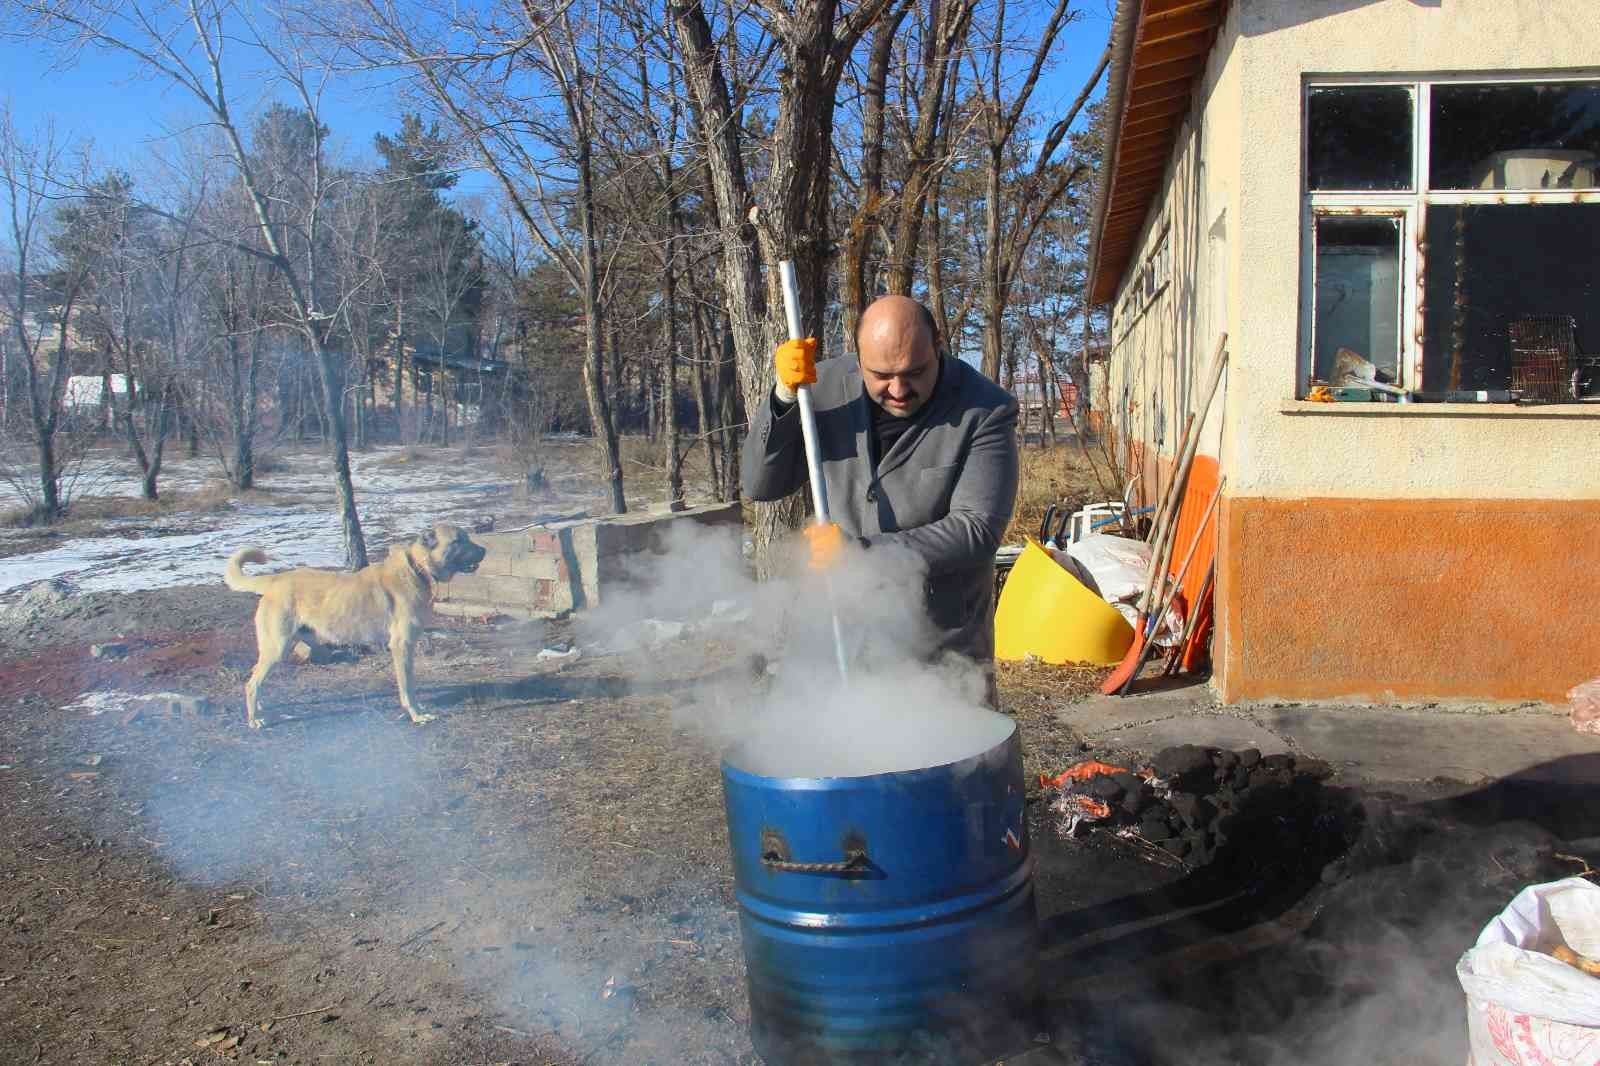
[1099,333,1229,696]
[1119,477,1225,695]
[1164,559,1216,677]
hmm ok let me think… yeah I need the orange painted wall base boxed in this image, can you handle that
[1217,496,1600,704]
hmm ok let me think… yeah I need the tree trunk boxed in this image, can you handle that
[885,0,971,296]
[573,127,626,514]
[981,143,1005,381]
[36,432,58,517]
[440,368,451,447]
[25,305,76,519]
[309,326,368,569]
[226,327,258,491]
[663,247,684,509]
[121,399,155,500]
[671,0,788,564]
[841,4,906,340]
[717,321,742,505]
[100,359,114,433]
[183,390,199,458]
[688,297,719,497]
[393,330,405,425]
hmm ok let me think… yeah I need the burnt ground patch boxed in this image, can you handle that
[1027,756,1600,1066]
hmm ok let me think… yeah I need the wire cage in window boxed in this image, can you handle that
[1509,314,1577,402]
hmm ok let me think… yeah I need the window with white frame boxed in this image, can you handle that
[1301,76,1600,400]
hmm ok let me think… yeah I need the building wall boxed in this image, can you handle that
[1104,1,1243,512]
[1107,0,1600,703]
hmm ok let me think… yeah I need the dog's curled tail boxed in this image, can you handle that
[224,548,272,594]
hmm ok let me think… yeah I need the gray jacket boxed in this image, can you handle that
[742,354,1020,663]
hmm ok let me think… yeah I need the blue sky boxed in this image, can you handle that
[0,0,1114,206]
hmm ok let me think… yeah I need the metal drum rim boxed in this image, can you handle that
[720,720,1018,788]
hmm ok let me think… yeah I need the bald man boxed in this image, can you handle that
[742,295,1020,672]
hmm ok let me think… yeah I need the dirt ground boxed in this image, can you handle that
[5,583,1597,1066]
[1,442,1597,1066]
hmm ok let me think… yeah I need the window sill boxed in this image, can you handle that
[1280,399,1600,418]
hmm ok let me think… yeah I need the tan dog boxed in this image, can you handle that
[222,524,487,729]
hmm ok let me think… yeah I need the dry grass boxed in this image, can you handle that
[372,444,427,467]
[613,434,719,505]
[997,656,1110,791]
[1004,443,1111,545]
[0,481,278,544]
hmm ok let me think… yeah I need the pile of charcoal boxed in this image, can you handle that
[1051,744,1343,870]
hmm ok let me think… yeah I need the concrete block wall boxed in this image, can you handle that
[434,501,742,619]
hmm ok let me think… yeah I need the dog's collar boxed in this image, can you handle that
[404,549,435,590]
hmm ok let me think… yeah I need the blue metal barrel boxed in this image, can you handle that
[721,723,1039,1064]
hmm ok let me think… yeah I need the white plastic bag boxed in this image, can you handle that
[1066,534,1148,603]
[1066,534,1184,645]
[1569,678,1600,736]
[1456,877,1600,1065]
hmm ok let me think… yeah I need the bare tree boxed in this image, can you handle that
[970,0,1107,381]
[0,107,90,519]
[17,0,373,566]
[670,0,895,565]
[328,0,629,514]
[840,0,974,337]
[203,238,271,489]
[64,172,180,500]
[409,200,482,448]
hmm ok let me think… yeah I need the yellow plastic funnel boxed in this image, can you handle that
[995,538,1135,666]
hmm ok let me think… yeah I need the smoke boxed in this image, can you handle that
[1041,791,1586,1066]
[43,514,1014,1063]
[577,519,1009,777]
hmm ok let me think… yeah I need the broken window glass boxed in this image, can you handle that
[1307,86,1413,191]
[1421,203,1600,394]
[1430,81,1600,190]
[1312,215,1402,384]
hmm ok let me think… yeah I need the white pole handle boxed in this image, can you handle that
[778,260,831,526]
[777,259,848,683]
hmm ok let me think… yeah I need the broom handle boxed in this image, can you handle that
[1139,335,1229,619]
[1120,479,1225,695]
[1137,413,1193,617]
[1166,560,1217,677]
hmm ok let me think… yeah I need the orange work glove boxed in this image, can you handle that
[773,337,818,402]
[802,522,845,572]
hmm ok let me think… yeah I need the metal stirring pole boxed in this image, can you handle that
[777,260,849,682]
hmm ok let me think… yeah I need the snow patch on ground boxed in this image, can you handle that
[0,444,597,596]
[66,690,193,717]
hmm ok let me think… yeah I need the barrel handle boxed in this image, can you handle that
[760,847,869,875]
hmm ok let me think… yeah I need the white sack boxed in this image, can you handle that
[1066,534,1149,604]
[1066,534,1184,645]
[1457,877,1600,1028]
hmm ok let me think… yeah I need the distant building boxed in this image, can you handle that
[64,374,132,412]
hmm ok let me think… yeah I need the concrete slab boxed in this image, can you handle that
[1096,712,1293,758]
[1251,704,1600,786]
[1056,687,1599,788]
[1056,687,1217,736]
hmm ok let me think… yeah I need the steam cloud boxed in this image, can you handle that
[577,520,1013,776]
